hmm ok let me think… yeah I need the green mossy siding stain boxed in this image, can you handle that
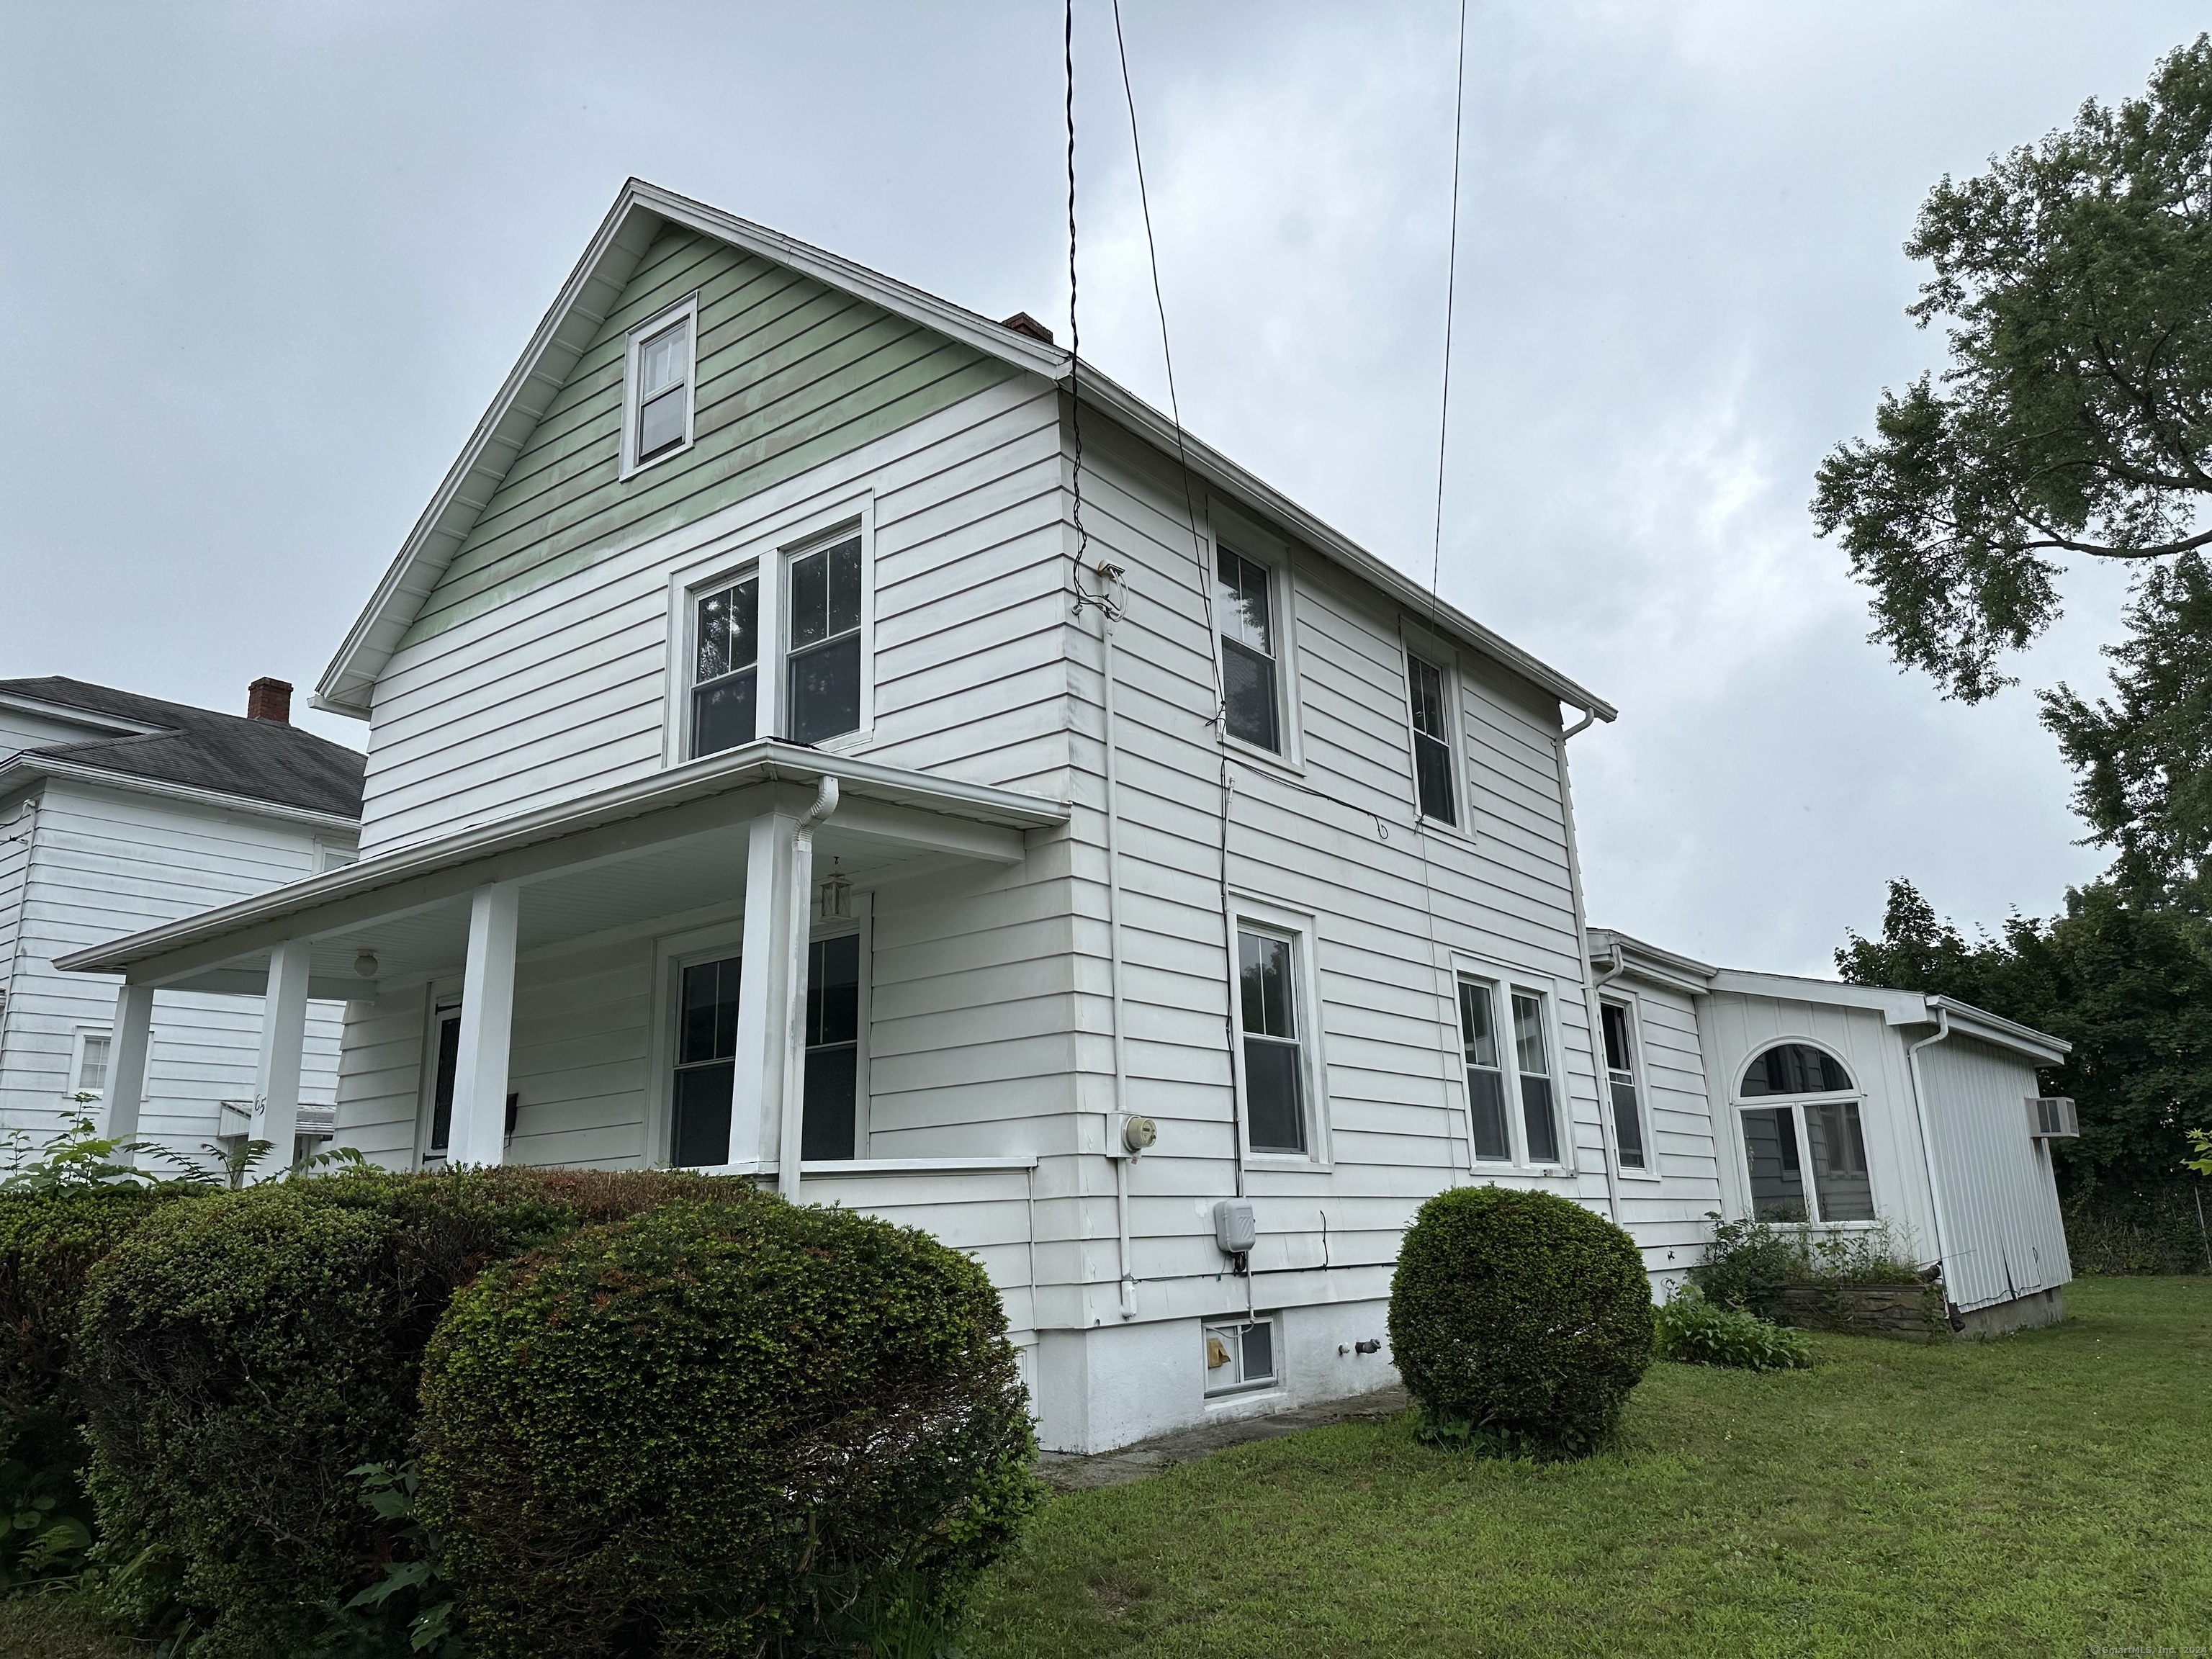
[397,224,1018,651]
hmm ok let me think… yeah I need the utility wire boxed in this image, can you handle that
[1065,0,1090,586]
[1429,0,1470,623]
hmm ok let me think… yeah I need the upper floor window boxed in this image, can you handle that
[1406,652,1456,825]
[1216,547,1282,753]
[1601,1000,1648,1171]
[693,575,760,757]
[623,299,698,475]
[787,536,863,745]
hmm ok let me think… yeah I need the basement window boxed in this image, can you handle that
[1203,1316,1277,1395]
[623,297,698,475]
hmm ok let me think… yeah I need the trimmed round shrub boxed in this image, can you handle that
[1388,1185,1654,1457]
[73,1164,736,1657]
[415,1197,1040,1659]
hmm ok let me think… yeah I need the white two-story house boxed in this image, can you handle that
[1,676,359,1159]
[58,182,2072,1451]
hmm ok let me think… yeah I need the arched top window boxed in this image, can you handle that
[1740,1043,1853,1097]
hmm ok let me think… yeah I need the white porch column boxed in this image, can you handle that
[731,811,798,1176]
[252,938,313,1169]
[449,881,521,1167]
[102,981,156,1145]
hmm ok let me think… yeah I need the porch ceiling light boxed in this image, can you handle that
[353,951,379,978]
[817,871,853,920]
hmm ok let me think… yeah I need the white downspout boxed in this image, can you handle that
[1093,565,1138,1321]
[777,775,840,1197]
[1554,709,1621,1223]
[1905,1002,1957,1305]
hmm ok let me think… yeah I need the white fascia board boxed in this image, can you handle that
[1588,927,1717,994]
[54,740,1067,977]
[1705,968,1930,1022]
[1926,995,2072,1064]
[0,755,361,837]
[316,179,1612,732]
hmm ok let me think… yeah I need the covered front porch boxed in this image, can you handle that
[58,745,1067,1228]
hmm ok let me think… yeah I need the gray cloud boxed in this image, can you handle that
[1,0,2192,971]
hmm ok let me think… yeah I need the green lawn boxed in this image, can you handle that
[961,1277,2212,1659]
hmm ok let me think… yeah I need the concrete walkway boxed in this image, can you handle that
[1037,1385,1409,1493]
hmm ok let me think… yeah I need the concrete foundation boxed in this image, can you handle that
[1952,1285,2065,1338]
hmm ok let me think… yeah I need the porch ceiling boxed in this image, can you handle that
[54,742,1067,998]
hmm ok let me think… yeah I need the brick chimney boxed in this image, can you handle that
[247,678,292,724]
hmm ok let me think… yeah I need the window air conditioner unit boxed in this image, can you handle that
[2026,1097,2079,1139]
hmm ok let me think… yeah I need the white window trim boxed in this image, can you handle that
[1449,954,1577,1175]
[619,292,701,480]
[1228,895,1331,1169]
[1599,989,1662,1182]
[414,981,462,1169]
[1207,512,1308,775]
[1202,1312,1282,1398]
[643,899,873,1170]
[1727,1037,1878,1227]
[664,493,877,765]
[66,1023,114,1101]
[1398,618,1475,842]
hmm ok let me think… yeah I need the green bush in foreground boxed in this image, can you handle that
[1388,1186,1653,1458]
[73,1165,734,1658]
[416,1197,1040,1659]
[1655,1286,1814,1372]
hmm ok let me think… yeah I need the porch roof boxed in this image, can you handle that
[55,742,1066,996]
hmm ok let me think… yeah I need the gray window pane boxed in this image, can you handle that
[1601,1002,1632,1073]
[788,538,861,651]
[429,1014,460,1152]
[1215,547,1272,655]
[1807,1100,1874,1220]
[671,1062,733,1168]
[1511,993,1548,1076]
[1521,1074,1559,1164]
[801,1044,856,1161]
[1238,931,1295,1039]
[695,578,757,684]
[638,385,686,458]
[1458,981,1498,1069]
[1244,1037,1305,1154]
[1742,1043,1853,1096]
[1222,639,1280,751]
[1467,1065,1511,1161]
[639,318,688,396]
[692,671,756,758]
[806,933,860,1048]
[1413,731,1455,824]
[1611,1079,1647,1169]
[77,1033,110,1093]
[787,634,861,744]
[1239,1319,1274,1382]
[1407,655,1447,739]
[680,956,742,1064]
[1743,1106,1808,1221]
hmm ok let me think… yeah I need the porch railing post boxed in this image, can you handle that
[450,881,521,1167]
[102,981,156,1147]
[251,938,314,1173]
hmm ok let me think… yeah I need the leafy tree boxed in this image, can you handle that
[1813,36,2212,703]
[2041,552,2212,903]
[1838,878,2212,1193]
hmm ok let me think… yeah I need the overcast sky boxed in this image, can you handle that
[1,1,2199,972]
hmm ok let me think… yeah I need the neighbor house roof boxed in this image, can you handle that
[315,178,1617,727]
[0,678,365,824]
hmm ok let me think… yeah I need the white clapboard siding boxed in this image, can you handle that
[0,778,345,1149]
[1606,980,1725,1272]
[357,371,1067,853]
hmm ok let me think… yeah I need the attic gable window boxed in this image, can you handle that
[623,297,698,475]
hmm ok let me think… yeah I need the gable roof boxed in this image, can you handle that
[0,678,364,822]
[316,179,1615,727]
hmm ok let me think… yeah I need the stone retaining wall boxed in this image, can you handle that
[1773,1281,1947,1343]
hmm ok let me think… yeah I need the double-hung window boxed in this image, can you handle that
[671,956,742,1168]
[625,302,696,472]
[1406,652,1457,825]
[692,574,760,757]
[73,1030,112,1097]
[1512,992,1561,1164]
[1457,981,1512,1161]
[800,933,860,1160]
[1601,1000,1649,1171]
[1216,547,1282,753]
[786,536,863,745]
[686,530,867,760]
[1236,927,1306,1155]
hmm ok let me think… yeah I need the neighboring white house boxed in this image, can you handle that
[0,677,361,1161]
[1587,930,2073,1337]
[55,181,2072,1453]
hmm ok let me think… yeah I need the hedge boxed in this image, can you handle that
[1387,1185,1653,1457]
[73,1165,736,1658]
[415,1197,1040,1658]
